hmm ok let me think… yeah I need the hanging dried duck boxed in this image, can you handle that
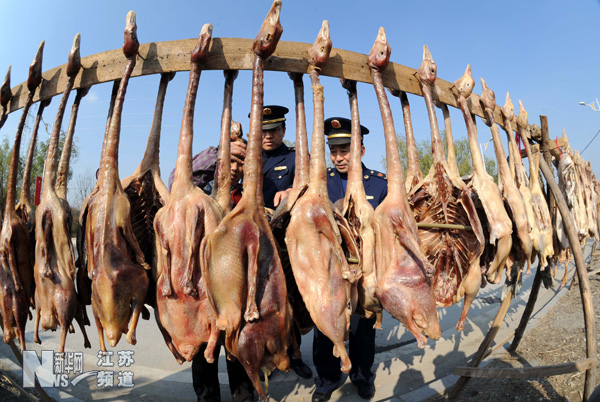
[368,30,440,345]
[479,78,532,281]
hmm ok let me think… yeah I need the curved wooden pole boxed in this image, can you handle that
[509,265,543,352]
[6,38,519,130]
[538,156,597,401]
[448,291,514,399]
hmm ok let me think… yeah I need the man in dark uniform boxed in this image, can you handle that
[259,105,296,210]
[257,105,313,380]
[312,117,387,402]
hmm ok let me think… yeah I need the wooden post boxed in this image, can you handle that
[509,266,543,352]
[448,291,514,398]
[540,116,556,213]
[538,157,597,401]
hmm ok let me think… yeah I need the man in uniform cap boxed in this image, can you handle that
[312,117,387,402]
[258,105,296,210]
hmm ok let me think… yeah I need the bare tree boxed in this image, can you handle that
[68,167,95,210]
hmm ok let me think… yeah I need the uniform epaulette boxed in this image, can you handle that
[369,169,387,180]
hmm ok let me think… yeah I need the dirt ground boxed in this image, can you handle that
[426,255,600,402]
[2,259,600,401]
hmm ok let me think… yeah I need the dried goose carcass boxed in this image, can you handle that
[479,78,531,281]
[200,2,293,399]
[76,80,120,328]
[0,41,44,349]
[82,11,150,350]
[122,72,173,274]
[409,47,485,332]
[0,66,12,129]
[33,34,91,352]
[453,67,512,284]
[16,97,50,237]
[585,162,600,238]
[337,78,382,327]
[501,93,538,273]
[516,101,554,268]
[277,20,358,373]
[389,89,422,193]
[574,153,599,240]
[557,143,587,242]
[122,72,174,314]
[436,102,461,178]
[368,30,439,346]
[269,71,314,339]
[154,27,224,363]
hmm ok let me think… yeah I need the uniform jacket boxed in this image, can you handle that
[326,163,387,209]
[262,143,296,209]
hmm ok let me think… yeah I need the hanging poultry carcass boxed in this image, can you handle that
[122,72,174,313]
[153,27,226,363]
[335,78,383,327]
[409,46,485,332]
[585,161,600,238]
[76,80,120,327]
[453,66,512,284]
[479,78,532,281]
[33,34,91,352]
[436,102,461,178]
[367,30,440,345]
[212,71,240,214]
[0,66,11,129]
[273,19,359,373]
[15,97,50,236]
[516,101,554,269]
[0,41,44,349]
[556,141,587,252]
[574,152,599,240]
[200,2,293,399]
[501,93,538,273]
[269,71,315,339]
[570,150,594,241]
[80,11,150,351]
[389,90,423,193]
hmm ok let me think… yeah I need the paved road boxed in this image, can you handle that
[0,245,588,401]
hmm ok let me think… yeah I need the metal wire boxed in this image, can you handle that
[580,127,600,155]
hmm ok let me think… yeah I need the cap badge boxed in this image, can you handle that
[331,119,341,129]
[263,107,272,115]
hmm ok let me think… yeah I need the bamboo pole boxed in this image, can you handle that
[416,222,473,231]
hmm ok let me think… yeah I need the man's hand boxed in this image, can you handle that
[230,141,246,164]
[273,188,292,208]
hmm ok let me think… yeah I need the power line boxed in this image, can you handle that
[580,127,600,155]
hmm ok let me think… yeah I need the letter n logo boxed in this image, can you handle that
[23,350,56,387]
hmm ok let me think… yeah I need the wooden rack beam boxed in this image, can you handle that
[6,38,522,131]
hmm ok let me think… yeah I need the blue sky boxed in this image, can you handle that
[1,0,600,201]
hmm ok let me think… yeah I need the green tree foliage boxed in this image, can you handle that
[381,130,497,182]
